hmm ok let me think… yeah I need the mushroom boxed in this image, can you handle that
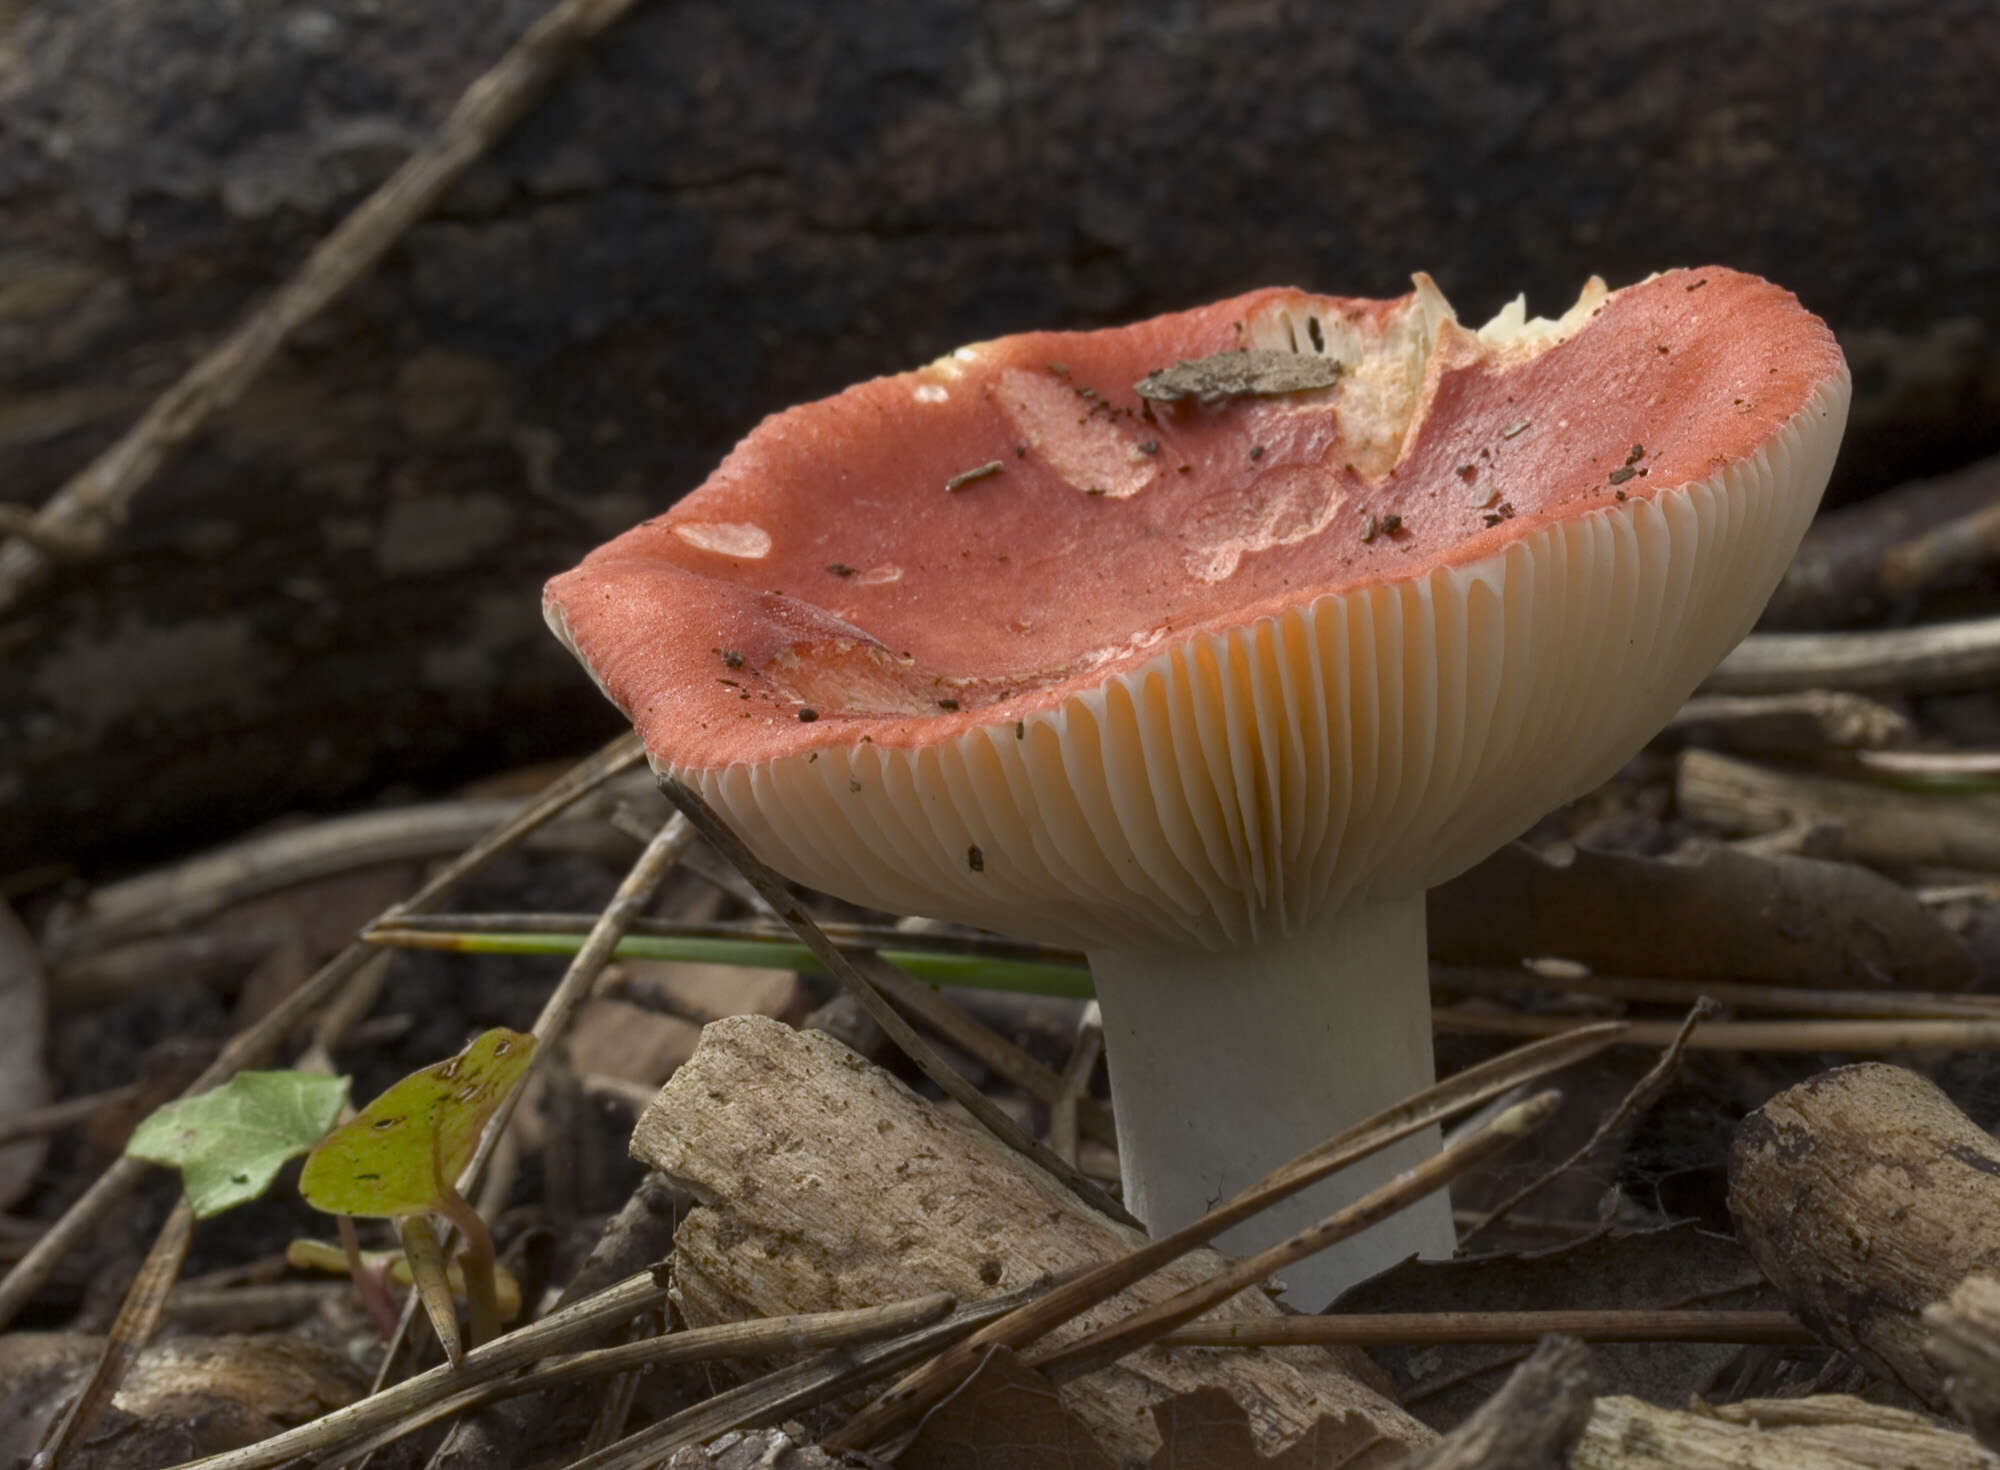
[545,268,1848,1303]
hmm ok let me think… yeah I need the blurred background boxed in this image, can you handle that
[3,0,1997,879]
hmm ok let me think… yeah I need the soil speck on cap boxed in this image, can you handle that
[967,844,984,873]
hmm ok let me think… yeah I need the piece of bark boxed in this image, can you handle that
[630,1016,1433,1467]
[1428,840,1974,991]
[1405,1336,1595,1470]
[5,2,2000,876]
[1728,1063,2000,1407]
[1679,748,2000,872]
[1571,1394,1999,1469]
[1926,1276,2000,1451]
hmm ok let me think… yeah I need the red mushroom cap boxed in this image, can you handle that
[547,269,1847,947]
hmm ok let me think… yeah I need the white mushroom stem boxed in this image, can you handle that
[1087,893,1454,1308]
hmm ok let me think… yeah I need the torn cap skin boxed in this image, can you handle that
[547,268,1849,1304]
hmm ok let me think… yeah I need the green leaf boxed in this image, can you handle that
[127,1070,350,1218]
[299,1028,536,1219]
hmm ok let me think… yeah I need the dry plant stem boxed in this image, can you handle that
[1729,1062,2000,1409]
[552,1284,1054,1470]
[1926,1275,2000,1451]
[1032,1090,1562,1384]
[0,1083,140,1146]
[855,953,1116,1148]
[1434,1008,2000,1051]
[1406,1335,1596,1470]
[461,811,693,1198]
[1050,1000,1104,1165]
[1680,747,2000,870]
[1707,614,2000,696]
[1432,963,2000,1021]
[36,1198,194,1469]
[825,1022,1620,1454]
[0,503,93,557]
[1854,747,2000,780]
[320,1294,961,1467]
[1164,1308,1813,1348]
[0,733,641,1333]
[54,792,643,963]
[657,776,1135,1227]
[167,1269,673,1470]
[0,0,653,613]
[1881,497,2000,598]
[1663,690,1912,753]
[1460,998,1715,1245]
[398,1213,465,1366]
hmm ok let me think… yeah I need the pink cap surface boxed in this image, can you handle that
[548,269,1847,947]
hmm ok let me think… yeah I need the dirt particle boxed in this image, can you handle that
[826,562,857,577]
[967,844,985,873]
[719,648,745,669]
[797,708,819,723]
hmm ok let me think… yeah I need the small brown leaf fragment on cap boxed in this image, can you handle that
[797,708,819,723]
[1501,419,1531,439]
[1615,489,1629,501]
[719,649,745,669]
[1625,443,1645,465]
[1134,349,1342,405]
[1608,466,1638,486]
[1687,278,1708,291]
[945,460,1004,493]
[967,844,984,873]
[936,698,960,711]
[1249,444,1266,460]
[1456,463,1476,481]
[1380,513,1403,536]
[826,562,857,577]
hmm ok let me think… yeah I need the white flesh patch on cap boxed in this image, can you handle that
[673,521,772,559]
[1243,274,1609,482]
[682,371,1849,952]
[997,367,1159,500]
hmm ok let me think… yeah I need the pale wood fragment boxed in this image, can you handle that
[1572,1394,1999,1469]
[1926,1275,2000,1450]
[1679,748,2000,871]
[1729,1063,2000,1406]
[631,1015,1434,1467]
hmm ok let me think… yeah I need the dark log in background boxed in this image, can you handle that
[3,0,1998,877]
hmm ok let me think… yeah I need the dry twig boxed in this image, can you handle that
[1459,999,1715,1245]
[0,0,655,611]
